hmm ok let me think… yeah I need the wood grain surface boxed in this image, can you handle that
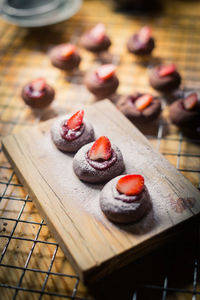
[2,100,200,283]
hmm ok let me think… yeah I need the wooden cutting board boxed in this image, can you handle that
[2,100,200,284]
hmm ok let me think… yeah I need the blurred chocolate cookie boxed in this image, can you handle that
[116,93,162,123]
[149,64,181,92]
[127,26,155,56]
[80,23,111,53]
[22,78,55,109]
[84,64,119,99]
[49,43,81,71]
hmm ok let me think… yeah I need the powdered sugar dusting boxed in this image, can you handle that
[32,111,199,235]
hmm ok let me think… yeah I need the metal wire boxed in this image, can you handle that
[0,9,200,300]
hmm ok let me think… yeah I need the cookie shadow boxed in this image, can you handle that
[95,52,121,65]
[83,182,104,191]
[38,106,58,121]
[35,102,76,122]
[64,69,85,85]
[31,105,58,121]
[108,93,122,104]
[163,89,184,104]
[117,201,157,235]
[133,117,169,138]
[91,92,121,102]
[133,54,162,68]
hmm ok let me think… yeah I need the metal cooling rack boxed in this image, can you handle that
[1,1,200,299]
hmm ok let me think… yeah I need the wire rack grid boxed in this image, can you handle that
[0,1,200,299]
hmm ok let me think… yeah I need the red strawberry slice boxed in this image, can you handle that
[67,110,84,131]
[183,93,198,110]
[116,174,144,196]
[88,136,112,161]
[135,94,153,111]
[159,64,176,77]
[96,64,116,81]
[138,26,152,44]
[60,44,75,58]
[90,23,106,42]
[31,78,46,91]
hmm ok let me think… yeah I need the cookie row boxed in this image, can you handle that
[21,23,200,132]
[51,109,152,224]
[21,77,200,130]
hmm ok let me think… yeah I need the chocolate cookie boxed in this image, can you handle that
[21,78,55,109]
[49,43,81,71]
[73,136,125,183]
[127,26,155,56]
[149,64,181,92]
[51,110,95,152]
[100,174,151,224]
[169,93,200,126]
[116,93,162,123]
[84,64,119,99]
[80,23,111,53]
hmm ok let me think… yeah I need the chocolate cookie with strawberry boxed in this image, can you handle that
[80,23,111,53]
[49,43,81,71]
[169,92,200,126]
[127,26,155,56]
[73,136,125,183]
[116,93,162,123]
[84,64,119,99]
[100,174,151,224]
[22,78,55,109]
[51,110,95,152]
[149,64,181,92]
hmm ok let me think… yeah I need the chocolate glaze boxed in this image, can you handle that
[73,143,125,183]
[149,66,181,92]
[51,115,95,152]
[169,98,200,126]
[61,123,85,141]
[86,149,117,171]
[100,175,152,223]
[49,44,81,71]
[22,83,55,109]
[116,93,162,123]
[84,71,119,99]
[127,35,155,56]
[80,32,111,53]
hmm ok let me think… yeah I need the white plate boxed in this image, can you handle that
[0,0,82,27]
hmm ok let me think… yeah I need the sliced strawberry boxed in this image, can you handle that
[135,94,153,111]
[138,26,152,44]
[183,93,198,110]
[116,174,144,196]
[60,44,75,58]
[90,23,106,42]
[96,64,116,81]
[158,64,176,77]
[66,110,84,131]
[88,136,112,161]
[31,78,46,91]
